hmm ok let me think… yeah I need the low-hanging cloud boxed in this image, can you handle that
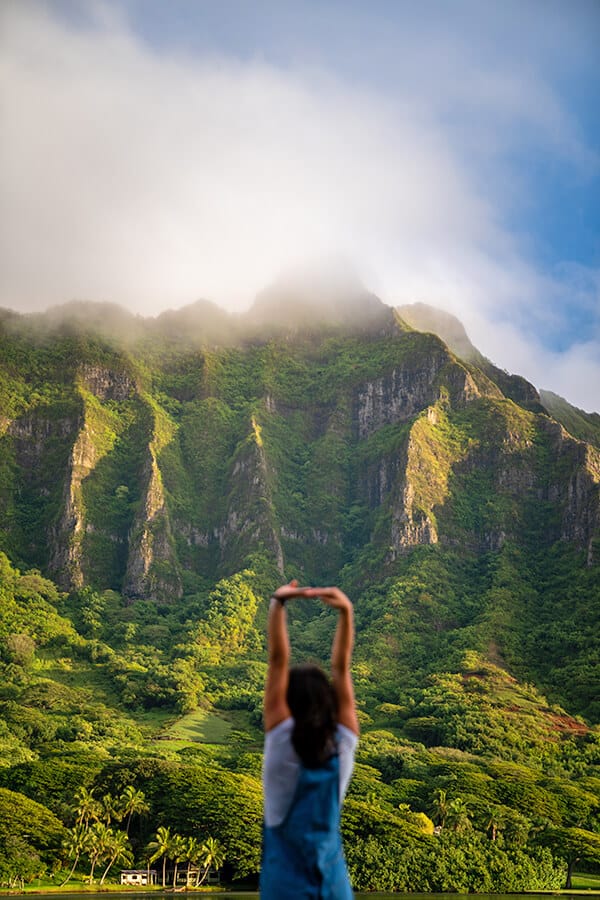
[0,1,598,411]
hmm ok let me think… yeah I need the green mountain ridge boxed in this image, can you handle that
[0,291,599,889]
[399,301,600,439]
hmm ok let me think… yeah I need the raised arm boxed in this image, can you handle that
[306,587,359,735]
[264,580,310,732]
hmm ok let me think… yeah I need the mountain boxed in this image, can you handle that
[398,302,600,448]
[0,288,599,889]
[2,293,598,592]
[398,302,544,411]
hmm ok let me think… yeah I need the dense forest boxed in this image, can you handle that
[0,290,599,890]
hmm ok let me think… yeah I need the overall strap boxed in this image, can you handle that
[261,754,353,899]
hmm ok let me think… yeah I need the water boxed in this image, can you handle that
[4,894,589,900]
[212,895,588,900]
[0,890,598,900]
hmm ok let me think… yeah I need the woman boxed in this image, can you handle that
[260,580,359,900]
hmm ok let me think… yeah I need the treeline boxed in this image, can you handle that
[2,737,600,890]
[0,755,258,888]
[59,787,224,889]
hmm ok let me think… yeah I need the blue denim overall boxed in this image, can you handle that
[260,752,353,899]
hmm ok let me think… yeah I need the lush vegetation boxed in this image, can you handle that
[0,301,599,890]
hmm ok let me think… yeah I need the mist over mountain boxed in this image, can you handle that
[2,286,599,581]
[245,263,390,334]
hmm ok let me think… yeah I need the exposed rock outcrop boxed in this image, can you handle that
[356,355,445,440]
[398,302,542,411]
[355,351,481,441]
[123,445,183,602]
[79,364,135,401]
[8,413,78,466]
[6,409,81,573]
[216,417,284,574]
[49,417,97,589]
[539,418,600,563]
[384,413,449,557]
[389,476,439,557]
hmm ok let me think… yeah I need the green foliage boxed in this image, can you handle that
[0,787,66,884]
[191,570,262,663]
[0,303,599,889]
[151,763,262,879]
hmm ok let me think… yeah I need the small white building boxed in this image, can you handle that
[120,869,158,886]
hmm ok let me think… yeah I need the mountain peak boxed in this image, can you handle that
[397,302,479,361]
[245,261,391,334]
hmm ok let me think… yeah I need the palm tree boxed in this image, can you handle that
[183,836,202,887]
[170,834,187,889]
[147,826,173,888]
[479,803,505,842]
[99,830,133,885]
[74,787,101,832]
[430,788,449,829]
[446,797,471,833]
[100,793,119,826]
[60,825,90,886]
[119,785,150,836]
[87,822,112,883]
[196,837,225,887]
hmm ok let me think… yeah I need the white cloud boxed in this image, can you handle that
[462,312,600,415]
[0,1,598,411]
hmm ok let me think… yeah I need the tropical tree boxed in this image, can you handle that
[73,787,101,832]
[170,833,187,888]
[183,836,202,887]
[60,825,90,886]
[99,830,133,885]
[87,822,112,883]
[0,836,44,889]
[479,803,505,842]
[100,793,119,826]
[502,808,531,846]
[147,826,173,888]
[430,788,448,829]
[536,825,600,889]
[446,797,471,833]
[196,837,225,886]
[119,786,149,836]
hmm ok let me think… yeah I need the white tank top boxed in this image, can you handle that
[262,717,358,827]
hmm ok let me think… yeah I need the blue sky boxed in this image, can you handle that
[1,0,599,409]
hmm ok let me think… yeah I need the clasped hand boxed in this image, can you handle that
[272,579,352,610]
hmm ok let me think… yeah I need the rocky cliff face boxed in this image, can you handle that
[79,363,136,402]
[216,418,285,574]
[356,357,446,439]
[7,412,78,464]
[123,445,183,602]
[398,302,543,411]
[5,408,81,569]
[49,415,100,589]
[538,418,600,563]
[47,365,136,589]
[0,297,598,597]
[355,346,482,440]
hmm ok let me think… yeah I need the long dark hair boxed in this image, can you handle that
[286,663,338,768]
